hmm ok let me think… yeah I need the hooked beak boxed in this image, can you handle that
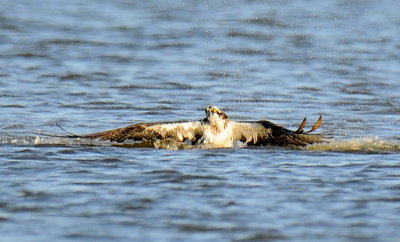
[205,105,228,119]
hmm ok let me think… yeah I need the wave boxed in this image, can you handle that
[305,137,400,153]
[1,134,399,153]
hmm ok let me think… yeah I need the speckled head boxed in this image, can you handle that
[205,105,228,120]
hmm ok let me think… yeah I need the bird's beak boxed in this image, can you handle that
[206,106,218,116]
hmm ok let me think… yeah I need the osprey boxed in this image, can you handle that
[61,105,324,148]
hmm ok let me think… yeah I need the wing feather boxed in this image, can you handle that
[231,117,324,147]
[81,121,204,143]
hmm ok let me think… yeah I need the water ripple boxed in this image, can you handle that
[1,0,400,241]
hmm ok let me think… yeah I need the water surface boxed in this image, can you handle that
[1,0,400,241]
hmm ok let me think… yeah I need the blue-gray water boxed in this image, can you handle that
[1,0,400,241]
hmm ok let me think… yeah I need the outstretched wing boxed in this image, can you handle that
[232,116,324,147]
[79,121,204,143]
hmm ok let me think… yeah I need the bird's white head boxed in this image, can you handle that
[205,105,228,120]
[204,105,229,131]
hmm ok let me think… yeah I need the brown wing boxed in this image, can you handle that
[80,121,204,143]
[231,116,324,147]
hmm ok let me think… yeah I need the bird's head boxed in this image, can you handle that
[205,105,228,120]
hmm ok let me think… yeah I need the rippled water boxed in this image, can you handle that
[1,0,400,241]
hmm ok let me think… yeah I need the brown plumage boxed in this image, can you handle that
[81,121,203,143]
[64,105,324,148]
[231,116,323,147]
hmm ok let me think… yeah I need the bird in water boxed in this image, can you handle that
[56,105,324,149]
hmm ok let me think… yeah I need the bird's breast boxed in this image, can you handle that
[203,122,233,148]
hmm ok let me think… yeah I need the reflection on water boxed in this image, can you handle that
[1,0,400,241]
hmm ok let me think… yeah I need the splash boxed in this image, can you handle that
[1,134,399,153]
[305,137,400,153]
